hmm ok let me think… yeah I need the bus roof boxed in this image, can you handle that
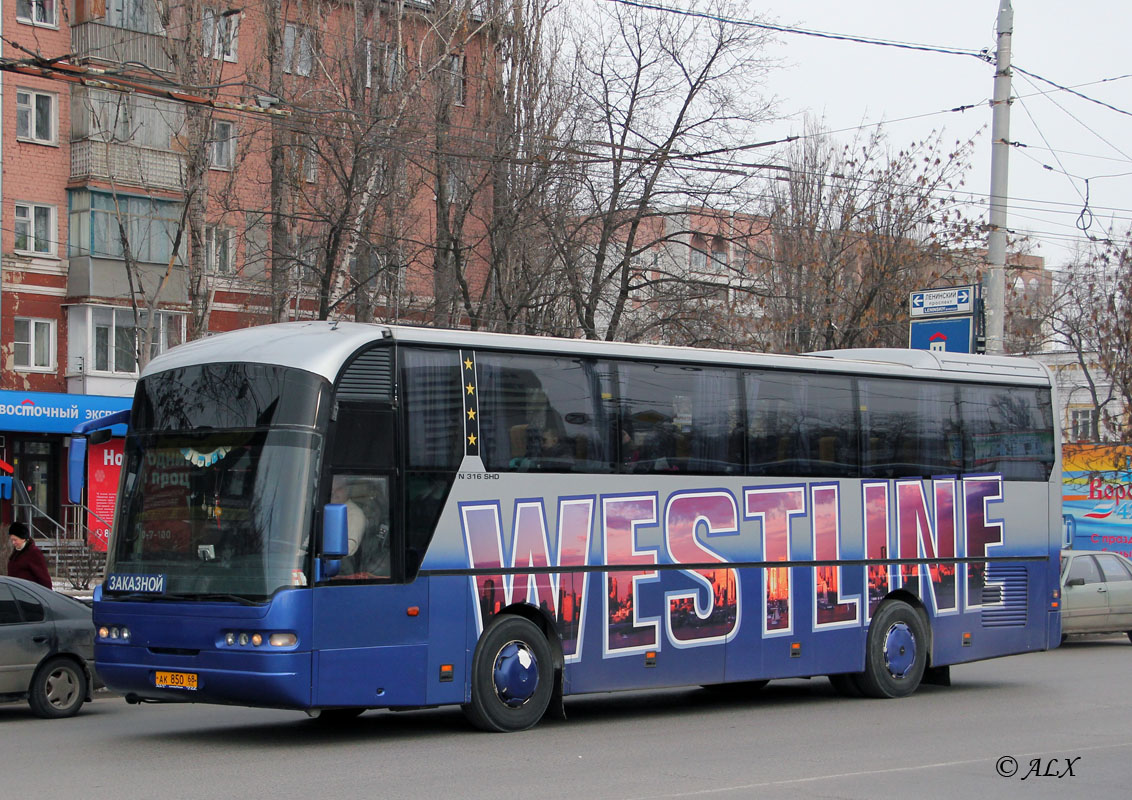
[142,321,1052,386]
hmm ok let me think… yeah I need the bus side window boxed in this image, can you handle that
[329,474,390,581]
[477,353,604,473]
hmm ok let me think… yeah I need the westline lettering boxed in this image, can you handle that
[460,477,1008,651]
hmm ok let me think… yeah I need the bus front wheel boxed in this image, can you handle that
[856,600,928,699]
[463,615,553,732]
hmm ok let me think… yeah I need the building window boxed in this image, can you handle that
[85,89,132,142]
[302,140,319,183]
[91,308,184,374]
[16,0,56,27]
[205,226,235,274]
[14,202,55,255]
[283,23,315,77]
[689,247,707,270]
[1070,408,1099,442]
[13,318,54,371]
[203,9,239,62]
[447,55,465,105]
[105,0,163,34]
[366,41,405,90]
[211,120,235,170]
[296,236,323,285]
[69,191,184,265]
[16,89,55,144]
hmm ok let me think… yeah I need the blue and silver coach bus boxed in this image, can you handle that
[71,322,1062,731]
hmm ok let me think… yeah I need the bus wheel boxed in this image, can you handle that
[856,601,928,699]
[463,615,553,732]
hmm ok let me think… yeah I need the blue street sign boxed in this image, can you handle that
[910,317,975,354]
[909,285,978,318]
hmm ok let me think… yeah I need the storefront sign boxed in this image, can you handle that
[87,439,125,553]
[0,390,130,434]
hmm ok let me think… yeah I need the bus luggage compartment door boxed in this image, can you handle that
[311,582,429,707]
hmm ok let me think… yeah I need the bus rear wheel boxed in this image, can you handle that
[856,600,928,699]
[463,615,553,732]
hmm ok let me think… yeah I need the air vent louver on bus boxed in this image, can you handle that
[980,564,1029,628]
[337,348,393,402]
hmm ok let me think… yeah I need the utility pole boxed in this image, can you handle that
[985,0,1013,354]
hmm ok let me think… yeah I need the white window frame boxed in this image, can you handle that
[16,89,56,145]
[203,8,240,62]
[689,247,707,271]
[366,40,405,90]
[447,54,466,106]
[210,120,235,170]
[16,0,57,28]
[204,225,236,274]
[89,307,185,375]
[303,140,319,183]
[13,317,56,372]
[283,23,315,77]
[1069,407,1099,442]
[14,202,56,256]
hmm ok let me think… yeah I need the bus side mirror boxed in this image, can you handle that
[322,504,349,558]
[68,437,88,504]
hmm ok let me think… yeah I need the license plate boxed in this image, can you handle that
[155,671,198,690]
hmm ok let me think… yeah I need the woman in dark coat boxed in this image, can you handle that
[7,521,52,589]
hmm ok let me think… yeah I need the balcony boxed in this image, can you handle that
[71,139,186,193]
[71,21,174,74]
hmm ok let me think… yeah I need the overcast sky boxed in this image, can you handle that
[750,0,1132,269]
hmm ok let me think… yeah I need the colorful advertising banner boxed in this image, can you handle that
[1062,443,1132,557]
[87,439,124,553]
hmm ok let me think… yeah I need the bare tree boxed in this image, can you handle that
[750,125,977,353]
[551,0,776,341]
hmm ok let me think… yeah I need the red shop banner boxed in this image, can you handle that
[87,439,124,553]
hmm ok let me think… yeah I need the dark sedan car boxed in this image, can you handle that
[0,576,98,718]
[1060,549,1132,642]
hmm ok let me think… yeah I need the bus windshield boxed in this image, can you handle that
[106,428,321,601]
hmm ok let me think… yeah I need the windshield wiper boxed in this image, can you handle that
[103,591,262,605]
[194,593,264,606]
[103,592,194,603]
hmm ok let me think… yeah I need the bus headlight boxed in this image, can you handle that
[269,633,297,647]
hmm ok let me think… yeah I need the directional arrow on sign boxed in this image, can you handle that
[957,289,970,304]
[912,294,924,307]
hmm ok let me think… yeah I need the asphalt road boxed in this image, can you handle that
[4,635,1130,800]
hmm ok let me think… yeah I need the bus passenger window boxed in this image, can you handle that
[477,353,605,473]
[329,474,390,581]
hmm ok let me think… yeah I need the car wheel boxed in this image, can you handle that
[855,600,928,699]
[29,657,88,719]
[462,615,553,732]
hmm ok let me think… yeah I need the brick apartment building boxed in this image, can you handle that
[1,0,495,545]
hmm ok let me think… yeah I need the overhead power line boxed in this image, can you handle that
[600,0,992,61]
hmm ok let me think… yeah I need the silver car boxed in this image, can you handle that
[1060,549,1132,642]
[0,577,98,718]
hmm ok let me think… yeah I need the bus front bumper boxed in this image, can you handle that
[95,645,313,709]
